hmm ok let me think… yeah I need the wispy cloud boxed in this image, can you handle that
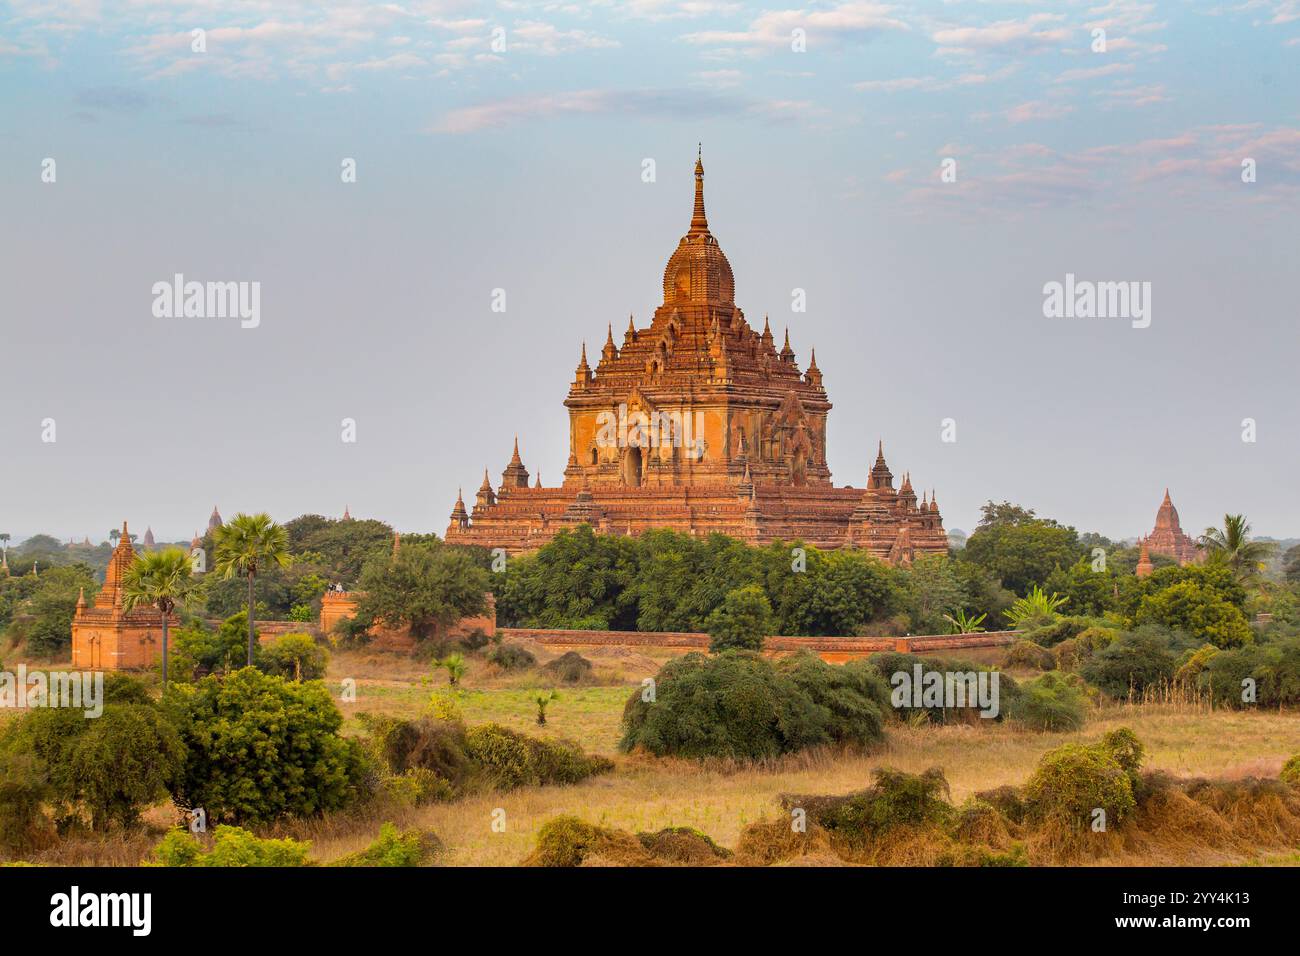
[431,87,823,133]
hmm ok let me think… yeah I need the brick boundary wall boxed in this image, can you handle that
[500,627,1018,661]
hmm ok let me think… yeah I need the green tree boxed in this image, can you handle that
[962,503,1083,596]
[121,548,198,691]
[900,554,965,634]
[1199,514,1276,584]
[498,526,641,630]
[5,564,98,657]
[705,584,774,652]
[356,542,489,642]
[258,632,328,681]
[1135,579,1253,649]
[213,513,291,666]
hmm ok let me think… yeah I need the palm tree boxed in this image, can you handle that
[121,548,198,691]
[1199,514,1276,583]
[109,528,120,548]
[1003,586,1068,630]
[435,653,466,687]
[212,513,290,666]
[943,610,987,635]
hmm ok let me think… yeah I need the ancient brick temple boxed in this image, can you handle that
[1140,489,1203,567]
[71,521,175,670]
[445,153,948,563]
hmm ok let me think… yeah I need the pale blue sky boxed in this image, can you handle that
[1,1,1297,544]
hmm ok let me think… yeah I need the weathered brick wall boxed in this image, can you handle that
[500,627,1017,661]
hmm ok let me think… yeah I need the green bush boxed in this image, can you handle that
[1080,626,1186,698]
[1199,636,1300,708]
[486,643,536,671]
[152,825,311,867]
[382,768,456,807]
[786,767,952,850]
[258,632,328,681]
[619,651,887,760]
[866,652,1018,725]
[526,816,620,867]
[331,823,440,866]
[542,651,594,684]
[1023,742,1136,828]
[358,713,472,786]
[1098,727,1144,778]
[464,724,613,790]
[1004,640,1055,671]
[1006,672,1086,732]
[166,667,366,824]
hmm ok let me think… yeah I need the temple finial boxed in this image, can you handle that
[688,148,709,236]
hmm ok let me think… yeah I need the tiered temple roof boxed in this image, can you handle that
[445,152,948,561]
[1143,489,1203,566]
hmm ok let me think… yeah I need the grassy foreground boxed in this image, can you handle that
[16,645,1300,866]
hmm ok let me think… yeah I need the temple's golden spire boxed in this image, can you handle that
[688,147,709,236]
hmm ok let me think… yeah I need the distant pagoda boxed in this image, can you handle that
[1143,489,1203,567]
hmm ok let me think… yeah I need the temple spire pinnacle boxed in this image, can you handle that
[688,148,709,236]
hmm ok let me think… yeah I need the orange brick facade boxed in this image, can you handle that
[446,154,948,562]
[320,590,496,651]
[71,522,176,670]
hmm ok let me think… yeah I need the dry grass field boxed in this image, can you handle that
[11,643,1300,867]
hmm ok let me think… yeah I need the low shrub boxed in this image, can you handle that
[382,768,456,807]
[152,825,312,867]
[1023,743,1136,829]
[620,651,886,760]
[1004,640,1055,671]
[522,815,651,867]
[359,713,472,787]
[1080,626,1187,699]
[542,651,594,684]
[464,724,613,790]
[973,786,1027,825]
[784,767,953,852]
[487,643,536,671]
[636,826,731,864]
[331,823,441,867]
[1005,672,1086,732]
[866,652,1017,725]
